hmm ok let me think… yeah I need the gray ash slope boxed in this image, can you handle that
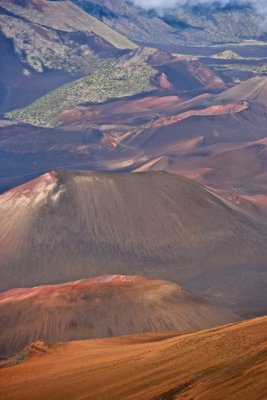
[0,170,267,317]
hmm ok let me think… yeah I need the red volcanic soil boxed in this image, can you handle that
[1,316,266,400]
[0,275,239,357]
[1,170,59,200]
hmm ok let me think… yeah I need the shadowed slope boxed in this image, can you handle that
[1,316,267,400]
[0,170,266,317]
[0,275,239,357]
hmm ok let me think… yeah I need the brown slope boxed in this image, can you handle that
[1,316,267,400]
[0,170,267,317]
[0,275,239,357]
[0,0,137,50]
[56,94,183,128]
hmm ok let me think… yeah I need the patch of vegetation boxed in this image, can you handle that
[8,50,157,128]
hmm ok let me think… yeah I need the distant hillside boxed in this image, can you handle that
[73,0,264,47]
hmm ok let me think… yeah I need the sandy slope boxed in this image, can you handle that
[1,316,266,400]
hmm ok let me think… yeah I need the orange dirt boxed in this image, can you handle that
[0,316,266,400]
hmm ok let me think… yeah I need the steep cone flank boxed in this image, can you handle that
[0,275,239,357]
[1,316,267,400]
[0,170,267,317]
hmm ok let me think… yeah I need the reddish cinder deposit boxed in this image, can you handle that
[55,95,183,128]
[0,171,59,203]
[0,275,239,357]
[0,170,62,260]
[149,101,249,128]
[0,275,147,303]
